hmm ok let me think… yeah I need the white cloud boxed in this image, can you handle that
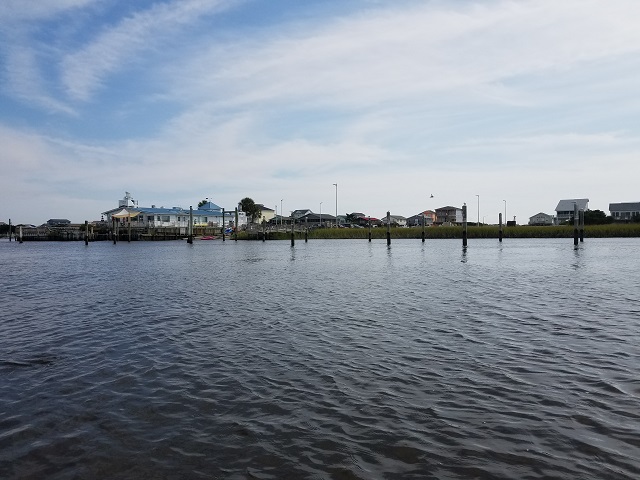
[0,0,97,22]
[61,0,236,101]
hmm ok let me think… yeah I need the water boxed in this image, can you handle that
[1,238,639,479]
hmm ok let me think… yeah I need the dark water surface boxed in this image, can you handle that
[1,238,639,479]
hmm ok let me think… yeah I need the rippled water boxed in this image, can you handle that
[1,238,640,479]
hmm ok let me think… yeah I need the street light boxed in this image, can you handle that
[320,201,323,227]
[503,199,507,223]
[476,194,480,226]
[281,199,283,227]
[333,183,338,227]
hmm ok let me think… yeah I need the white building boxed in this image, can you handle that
[528,212,554,226]
[103,193,246,233]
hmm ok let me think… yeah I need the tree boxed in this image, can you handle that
[197,199,208,208]
[584,209,612,225]
[239,197,262,223]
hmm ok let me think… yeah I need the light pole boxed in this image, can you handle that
[476,194,480,226]
[333,183,338,227]
[320,201,323,227]
[503,199,507,223]
[281,199,283,227]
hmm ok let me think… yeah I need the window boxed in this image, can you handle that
[148,216,154,222]
[157,216,161,221]
[162,216,170,222]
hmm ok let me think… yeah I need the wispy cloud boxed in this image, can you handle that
[61,0,236,101]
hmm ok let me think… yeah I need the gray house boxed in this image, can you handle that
[555,199,589,224]
[528,212,554,226]
[609,202,640,222]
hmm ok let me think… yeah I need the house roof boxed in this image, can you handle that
[529,212,552,219]
[256,204,274,211]
[555,198,589,211]
[609,202,640,211]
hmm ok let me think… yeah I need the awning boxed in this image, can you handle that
[111,209,140,218]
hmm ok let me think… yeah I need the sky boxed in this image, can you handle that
[1,0,639,225]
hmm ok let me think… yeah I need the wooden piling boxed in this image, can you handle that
[128,215,132,243]
[386,211,391,246]
[222,208,226,241]
[113,217,117,244]
[291,216,295,246]
[499,212,503,242]
[8,219,11,242]
[235,208,239,241]
[421,213,426,243]
[573,204,579,247]
[305,217,308,242]
[187,206,193,244]
[262,218,266,242]
[579,209,585,242]
[368,218,371,242]
[462,204,468,247]
[85,220,89,246]
[19,225,23,244]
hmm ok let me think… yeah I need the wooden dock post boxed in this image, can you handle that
[462,203,468,247]
[304,217,308,242]
[8,219,11,242]
[262,218,266,242]
[113,217,117,244]
[19,225,23,244]
[234,208,239,241]
[386,211,391,246]
[421,213,426,243]
[128,215,132,243]
[579,209,585,242]
[499,213,503,242]
[187,206,193,244]
[222,208,226,241]
[368,217,371,242]
[85,220,89,246]
[573,203,579,247]
[291,215,295,247]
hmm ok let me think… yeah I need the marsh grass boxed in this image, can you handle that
[240,224,640,240]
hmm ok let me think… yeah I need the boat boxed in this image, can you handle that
[199,236,218,240]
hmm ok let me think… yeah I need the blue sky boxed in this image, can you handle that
[2,0,639,225]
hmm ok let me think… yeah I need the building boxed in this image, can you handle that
[102,193,246,234]
[384,215,407,227]
[256,205,275,223]
[406,210,436,226]
[435,206,464,225]
[609,202,640,222]
[555,198,589,224]
[47,219,71,226]
[528,212,554,226]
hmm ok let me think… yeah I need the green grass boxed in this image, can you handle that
[241,224,640,240]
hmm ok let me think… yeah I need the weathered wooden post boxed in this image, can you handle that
[262,218,266,242]
[113,217,117,244]
[368,217,372,242]
[8,219,11,242]
[573,203,579,247]
[19,225,23,244]
[128,215,132,243]
[304,217,308,242]
[291,215,295,247]
[462,203,468,248]
[499,213,503,242]
[386,211,391,246]
[234,207,239,241]
[421,213,426,243]
[187,206,193,244]
[85,220,89,246]
[222,208,226,242]
[579,209,585,242]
